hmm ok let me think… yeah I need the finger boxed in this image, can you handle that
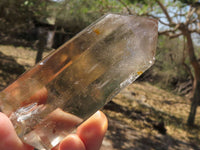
[0,112,33,150]
[29,87,48,104]
[21,87,48,106]
[47,108,83,131]
[58,134,86,150]
[76,111,108,150]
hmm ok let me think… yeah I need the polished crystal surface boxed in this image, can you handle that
[0,14,158,150]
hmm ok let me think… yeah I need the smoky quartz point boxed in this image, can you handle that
[0,14,158,150]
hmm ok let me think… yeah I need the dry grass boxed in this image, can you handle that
[0,45,199,149]
[0,45,49,69]
[103,82,200,149]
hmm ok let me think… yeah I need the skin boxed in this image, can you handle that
[0,111,108,150]
[0,86,108,150]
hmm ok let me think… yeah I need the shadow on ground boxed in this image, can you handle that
[101,116,200,150]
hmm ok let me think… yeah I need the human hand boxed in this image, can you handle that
[0,110,108,150]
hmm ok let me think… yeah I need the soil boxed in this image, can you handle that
[101,83,200,150]
[0,45,199,150]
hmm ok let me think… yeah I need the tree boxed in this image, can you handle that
[1,1,199,125]
[0,0,50,34]
[118,0,200,125]
[130,0,200,126]
[156,0,200,126]
[175,0,200,125]
[33,0,125,63]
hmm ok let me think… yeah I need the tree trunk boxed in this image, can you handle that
[35,48,44,64]
[187,80,200,125]
[35,28,47,64]
[184,30,200,126]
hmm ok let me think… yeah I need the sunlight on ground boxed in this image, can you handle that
[0,45,49,69]
[0,45,199,149]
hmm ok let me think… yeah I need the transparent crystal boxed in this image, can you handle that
[0,14,158,150]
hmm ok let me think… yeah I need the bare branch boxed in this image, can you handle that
[189,29,200,34]
[156,0,174,25]
[158,30,170,36]
[117,0,133,15]
[144,14,172,26]
[186,6,196,25]
[143,13,160,19]
[190,18,198,24]
[159,29,182,38]
[159,19,171,26]
[158,29,174,36]
[169,32,182,38]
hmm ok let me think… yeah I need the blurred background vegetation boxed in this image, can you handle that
[0,0,200,149]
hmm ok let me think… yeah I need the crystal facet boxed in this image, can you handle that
[0,14,158,150]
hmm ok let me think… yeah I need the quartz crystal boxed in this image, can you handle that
[0,14,158,150]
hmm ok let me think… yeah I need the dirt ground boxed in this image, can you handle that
[0,45,200,150]
[101,83,200,150]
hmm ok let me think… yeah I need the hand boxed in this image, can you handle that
[0,110,108,150]
[0,87,108,150]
